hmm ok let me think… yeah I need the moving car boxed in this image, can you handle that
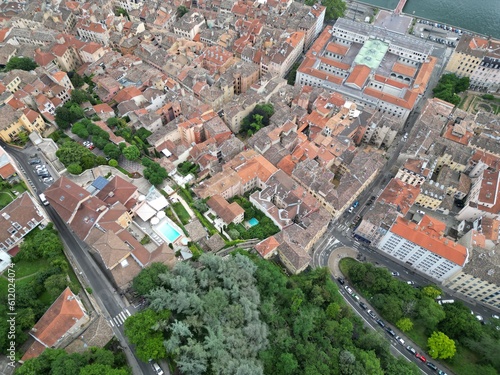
[407,280,416,285]
[337,277,345,285]
[427,362,438,371]
[438,299,455,305]
[391,271,400,277]
[415,353,426,363]
[385,327,395,336]
[406,346,416,355]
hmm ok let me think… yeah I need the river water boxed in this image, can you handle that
[357,0,500,38]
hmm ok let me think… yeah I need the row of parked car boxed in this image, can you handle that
[29,156,53,183]
[341,280,447,374]
[417,19,463,34]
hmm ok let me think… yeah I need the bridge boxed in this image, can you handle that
[394,0,407,15]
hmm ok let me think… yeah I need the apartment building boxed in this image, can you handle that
[378,215,468,282]
[444,245,500,309]
[0,106,46,142]
[457,169,500,221]
[445,34,500,93]
[76,20,110,45]
[173,11,205,40]
[395,158,432,186]
[262,32,305,78]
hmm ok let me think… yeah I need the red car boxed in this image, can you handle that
[415,353,426,363]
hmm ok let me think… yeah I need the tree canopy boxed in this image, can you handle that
[142,157,168,185]
[305,0,346,20]
[5,56,38,71]
[427,331,456,359]
[133,254,268,374]
[122,145,141,160]
[433,73,469,105]
[240,104,274,135]
[15,347,129,375]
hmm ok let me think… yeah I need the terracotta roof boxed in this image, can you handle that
[363,87,418,110]
[373,74,409,89]
[392,62,417,77]
[113,86,143,103]
[91,230,131,269]
[414,56,437,94]
[44,177,91,222]
[254,236,279,259]
[22,288,87,360]
[0,28,10,43]
[481,217,500,243]
[34,50,56,66]
[0,162,15,179]
[345,64,371,89]
[325,42,349,56]
[207,194,244,225]
[286,31,304,48]
[390,216,468,266]
[378,178,420,215]
[96,175,137,206]
[23,108,40,123]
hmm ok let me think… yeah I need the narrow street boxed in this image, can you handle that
[2,142,155,375]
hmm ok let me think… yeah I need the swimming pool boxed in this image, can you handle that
[248,218,259,227]
[155,219,181,243]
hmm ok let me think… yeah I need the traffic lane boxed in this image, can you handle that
[339,287,430,374]
[344,240,497,324]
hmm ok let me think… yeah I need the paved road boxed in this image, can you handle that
[2,142,154,375]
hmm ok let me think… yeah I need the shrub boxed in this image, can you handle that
[67,163,82,175]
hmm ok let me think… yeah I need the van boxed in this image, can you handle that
[39,193,49,206]
[437,299,455,305]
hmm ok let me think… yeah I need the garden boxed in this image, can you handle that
[0,224,80,357]
[0,181,27,209]
[226,196,280,240]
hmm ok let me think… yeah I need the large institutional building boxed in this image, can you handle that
[378,215,468,282]
[296,19,436,121]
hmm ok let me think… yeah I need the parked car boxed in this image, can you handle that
[491,314,499,319]
[376,319,385,328]
[337,277,345,285]
[29,153,37,158]
[150,361,164,375]
[437,370,448,375]
[391,271,400,277]
[359,302,367,310]
[385,327,396,336]
[427,362,438,371]
[415,353,427,363]
[407,280,416,285]
[395,335,405,345]
[406,346,416,355]
[29,159,41,165]
[367,309,376,319]
[351,293,360,302]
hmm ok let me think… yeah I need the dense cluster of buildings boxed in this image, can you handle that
[0,0,498,318]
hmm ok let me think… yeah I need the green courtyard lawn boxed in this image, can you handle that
[0,181,28,209]
[172,202,190,225]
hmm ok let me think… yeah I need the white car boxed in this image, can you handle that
[151,362,164,375]
[492,314,499,319]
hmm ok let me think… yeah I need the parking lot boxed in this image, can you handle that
[414,19,465,48]
[27,154,55,187]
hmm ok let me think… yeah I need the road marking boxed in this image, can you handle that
[109,319,114,327]
[125,309,131,317]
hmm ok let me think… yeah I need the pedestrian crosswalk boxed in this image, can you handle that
[336,224,348,232]
[109,308,131,327]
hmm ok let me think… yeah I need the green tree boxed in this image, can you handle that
[438,302,482,342]
[122,145,141,160]
[177,5,189,17]
[132,262,170,296]
[69,71,85,88]
[192,199,208,213]
[396,317,413,332]
[108,159,118,167]
[427,331,456,359]
[56,141,95,167]
[55,104,85,129]
[107,117,127,128]
[71,122,89,139]
[319,0,346,20]
[5,56,38,71]
[80,364,128,375]
[416,296,445,331]
[421,285,442,299]
[71,89,90,104]
[124,308,170,362]
[103,143,122,160]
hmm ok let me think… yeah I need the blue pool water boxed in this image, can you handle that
[248,218,259,227]
[156,220,181,242]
